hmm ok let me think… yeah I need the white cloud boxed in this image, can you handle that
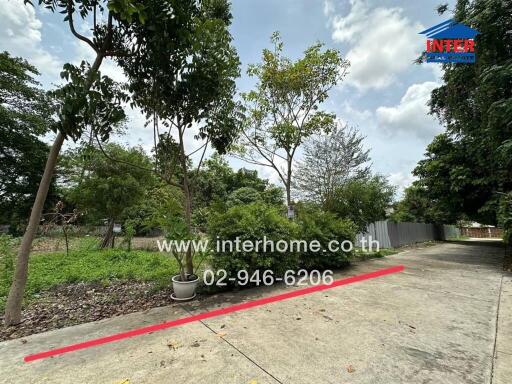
[340,101,373,126]
[327,0,424,90]
[388,171,416,196]
[0,0,61,83]
[323,0,335,17]
[425,61,444,82]
[376,81,442,140]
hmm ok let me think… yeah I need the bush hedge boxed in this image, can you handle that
[208,203,299,279]
[296,205,356,269]
[207,202,357,281]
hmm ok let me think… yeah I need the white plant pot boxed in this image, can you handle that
[171,274,199,301]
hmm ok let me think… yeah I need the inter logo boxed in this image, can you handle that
[419,19,479,63]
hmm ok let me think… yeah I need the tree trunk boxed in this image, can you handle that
[4,52,106,326]
[183,182,193,275]
[63,226,69,256]
[286,158,293,219]
[4,132,65,325]
[100,219,114,249]
[178,125,194,276]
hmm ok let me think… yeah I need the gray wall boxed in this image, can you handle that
[356,221,460,249]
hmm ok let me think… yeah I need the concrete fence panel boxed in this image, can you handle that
[357,221,460,249]
[443,225,461,239]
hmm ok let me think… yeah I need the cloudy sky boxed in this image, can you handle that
[0,0,453,195]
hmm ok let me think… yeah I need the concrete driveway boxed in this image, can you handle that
[0,241,510,384]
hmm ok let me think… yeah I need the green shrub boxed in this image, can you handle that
[192,206,210,232]
[226,187,263,207]
[207,202,299,280]
[261,186,284,206]
[123,220,136,251]
[296,205,356,269]
[226,186,285,209]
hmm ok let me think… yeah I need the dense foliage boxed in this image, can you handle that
[391,184,435,223]
[407,0,512,225]
[61,144,156,247]
[325,176,395,231]
[296,205,356,269]
[63,144,156,225]
[0,52,56,232]
[191,155,283,229]
[208,203,299,281]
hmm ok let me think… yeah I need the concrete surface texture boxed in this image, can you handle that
[0,241,510,384]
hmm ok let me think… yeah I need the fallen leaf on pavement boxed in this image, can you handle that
[167,340,182,350]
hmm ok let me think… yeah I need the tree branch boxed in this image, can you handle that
[67,2,98,53]
[94,135,182,189]
[193,139,209,174]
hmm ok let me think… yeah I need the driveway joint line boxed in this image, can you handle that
[490,273,504,384]
[180,305,284,384]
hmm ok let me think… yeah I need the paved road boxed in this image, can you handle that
[0,241,510,384]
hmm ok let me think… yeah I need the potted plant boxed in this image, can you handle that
[171,272,199,301]
[169,231,209,300]
[169,230,200,301]
[155,210,208,301]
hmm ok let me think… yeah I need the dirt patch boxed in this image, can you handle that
[0,280,177,341]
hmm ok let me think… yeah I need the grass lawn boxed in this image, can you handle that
[0,245,180,311]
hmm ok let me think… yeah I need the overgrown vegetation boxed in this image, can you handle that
[296,205,356,269]
[0,239,180,312]
[7,0,501,330]
[208,202,300,281]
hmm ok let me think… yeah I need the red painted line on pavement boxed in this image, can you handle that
[24,265,404,362]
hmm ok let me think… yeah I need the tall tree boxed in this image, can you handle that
[295,123,370,204]
[122,0,241,275]
[414,0,512,225]
[235,33,350,211]
[5,0,199,325]
[325,175,395,232]
[390,183,449,224]
[0,52,55,232]
[411,134,469,224]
